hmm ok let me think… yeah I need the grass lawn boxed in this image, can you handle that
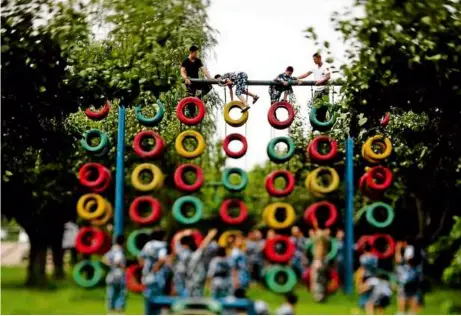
[1,267,458,314]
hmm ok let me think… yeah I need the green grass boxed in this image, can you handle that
[1,267,459,314]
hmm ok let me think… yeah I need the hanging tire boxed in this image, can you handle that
[133,130,165,159]
[174,164,204,192]
[129,196,162,225]
[222,167,248,192]
[264,235,295,263]
[264,170,295,197]
[304,201,338,228]
[85,101,110,121]
[223,133,248,159]
[219,199,248,225]
[308,136,338,162]
[264,265,297,294]
[135,102,165,126]
[267,136,295,163]
[75,227,106,254]
[176,97,206,125]
[172,196,203,225]
[267,101,295,129]
[73,260,105,288]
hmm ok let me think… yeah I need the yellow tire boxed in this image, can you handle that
[218,230,243,248]
[363,135,392,161]
[354,266,364,290]
[77,194,106,220]
[224,101,249,127]
[265,202,296,229]
[361,142,379,164]
[131,163,164,192]
[91,199,113,226]
[175,130,206,159]
[309,167,340,195]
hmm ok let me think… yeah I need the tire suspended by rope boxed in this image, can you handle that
[361,135,393,163]
[309,104,337,132]
[305,167,340,197]
[222,167,248,192]
[265,170,295,197]
[175,130,206,159]
[307,136,338,163]
[80,129,110,156]
[219,199,248,225]
[176,97,206,126]
[129,196,162,225]
[126,264,145,293]
[172,196,204,225]
[264,235,296,263]
[78,163,112,193]
[267,101,295,130]
[135,101,165,126]
[263,202,296,229]
[173,164,204,192]
[223,133,248,159]
[127,229,152,257]
[75,226,110,255]
[131,163,164,192]
[264,265,297,294]
[359,166,393,199]
[223,101,249,127]
[85,100,110,121]
[304,201,338,228]
[267,136,295,164]
[132,130,165,159]
[73,260,106,288]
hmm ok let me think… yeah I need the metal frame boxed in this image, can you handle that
[189,78,342,86]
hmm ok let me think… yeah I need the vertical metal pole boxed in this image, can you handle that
[344,137,354,294]
[114,104,126,240]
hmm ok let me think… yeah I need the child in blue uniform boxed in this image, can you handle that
[360,243,378,279]
[208,246,232,299]
[290,226,307,277]
[172,230,194,297]
[246,230,264,281]
[358,272,393,314]
[102,235,126,314]
[396,241,422,314]
[138,229,168,315]
[231,234,250,290]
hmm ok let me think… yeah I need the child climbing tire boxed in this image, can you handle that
[75,227,106,254]
[223,133,248,159]
[127,229,152,257]
[267,101,295,129]
[267,136,295,163]
[304,201,338,228]
[172,196,203,225]
[175,130,206,159]
[308,136,338,162]
[219,199,248,225]
[85,101,110,120]
[135,102,165,126]
[132,130,165,159]
[309,104,337,131]
[174,164,204,192]
[176,97,206,126]
[129,196,162,225]
[222,167,248,192]
[264,235,295,263]
[264,265,297,294]
[264,170,295,197]
[73,260,105,288]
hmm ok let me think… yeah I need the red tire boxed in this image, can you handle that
[176,97,205,125]
[223,133,248,159]
[308,136,338,162]
[302,268,340,293]
[366,166,393,191]
[79,163,106,188]
[126,264,145,293]
[359,173,381,199]
[264,235,295,263]
[219,199,248,225]
[133,130,165,158]
[90,167,112,193]
[304,201,338,228]
[170,230,203,251]
[380,112,390,127]
[174,164,204,192]
[75,227,105,255]
[129,196,162,225]
[370,234,395,259]
[85,101,110,120]
[267,101,295,129]
[96,232,112,255]
[265,170,295,197]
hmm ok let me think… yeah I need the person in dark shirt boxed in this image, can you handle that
[180,45,213,99]
[269,66,297,104]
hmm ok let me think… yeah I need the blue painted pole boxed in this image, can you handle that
[114,104,126,240]
[344,137,355,295]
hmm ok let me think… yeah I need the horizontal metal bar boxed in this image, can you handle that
[188,78,343,86]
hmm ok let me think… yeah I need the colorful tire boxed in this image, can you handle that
[218,230,242,248]
[222,167,248,192]
[309,104,337,131]
[380,112,390,127]
[73,260,105,288]
[302,268,340,293]
[85,101,110,120]
[264,170,295,197]
[175,130,206,159]
[90,168,112,193]
[131,163,164,192]
[80,129,109,154]
[135,102,165,126]
[176,97,205,125]
[133,130,165,158]
[305,238,339,262]
[366,166,393,191]
[370,234,395,259]
[306,167,340,195]
[127,229,152,257]
[129,196,162,225]
[126,264,145,293]
[264,203,296,229]
[308,136,338,162]
[264,265,297,294]
[171,230,203,251]
[304,201,338,228]
[75,227,106,254]
[264,235,295,263]
[365,202,394,228]
[223,101,249,127]
[172,196,203,225]
[77,193,106,220]
[267,136,295,163]
[219,199,248,225]
[90,199,113,226]
[223,133,248,159]
[174,164,204,192]
[267,101,295,129]
[78,163,106,188]
[363,135,392,161]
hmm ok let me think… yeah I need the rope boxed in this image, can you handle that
[223,87,227,137]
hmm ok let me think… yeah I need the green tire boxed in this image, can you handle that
[222,167,248,192]
[172,196,203,225]
[366,202,394,228]
[264,265,297,294]
[305,238,339,262]
[309,104,337,131]
[135,101,165,126]
[171,298,223,314]
[80,129,108,153]
[127,229,152,257]
[73,260,105,288]
[267,136,295,163]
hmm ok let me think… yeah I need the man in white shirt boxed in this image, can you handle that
[297,52,331,106]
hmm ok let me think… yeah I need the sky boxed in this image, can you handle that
[204,0,355,170]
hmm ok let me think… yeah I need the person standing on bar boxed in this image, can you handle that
[297,52,331,106]
[268,66,297,104]
[181,45,213,98]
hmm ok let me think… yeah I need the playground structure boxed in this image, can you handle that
[72,78,395,313]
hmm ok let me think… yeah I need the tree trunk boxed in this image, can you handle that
[26,235,48,287]
[51,227,65,279]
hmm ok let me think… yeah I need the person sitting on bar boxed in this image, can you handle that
[214,71,259,113]
[268,66,298,104]
[297,52,331,107]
